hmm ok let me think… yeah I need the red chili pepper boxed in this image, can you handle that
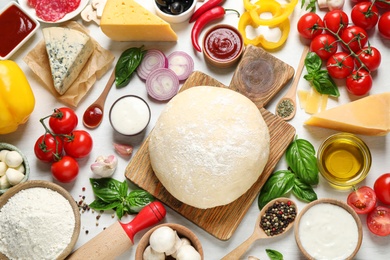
[191,7,240,52]
[189,0,224,23]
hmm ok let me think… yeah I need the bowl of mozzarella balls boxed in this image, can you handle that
[0,143,29,194]
[136,223,203,260]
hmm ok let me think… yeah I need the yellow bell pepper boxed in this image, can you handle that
[0,60,35,134]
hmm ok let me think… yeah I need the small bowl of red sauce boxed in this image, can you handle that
[0,2,40,60]
[202,24,244,69]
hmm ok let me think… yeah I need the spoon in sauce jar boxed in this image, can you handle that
[221,198,297,260]
[83,69,115,129]
[275,46,309,121]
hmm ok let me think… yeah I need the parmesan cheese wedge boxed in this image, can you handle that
[305,92,390,136]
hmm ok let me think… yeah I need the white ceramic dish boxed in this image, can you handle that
[17,0,89,24]
[154,0,198,24]
[0,1,40,60]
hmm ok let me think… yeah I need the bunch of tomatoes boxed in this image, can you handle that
[347,173,390,236]
[34,107,93,183]
[297,0,388,96]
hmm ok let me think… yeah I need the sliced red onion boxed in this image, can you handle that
[167,51,194,81]
[137,49,168,80]
[146,68,180,101]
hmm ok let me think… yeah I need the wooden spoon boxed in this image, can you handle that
[82,69,115,129]
[275,46,309,121]
[221,198,297,260]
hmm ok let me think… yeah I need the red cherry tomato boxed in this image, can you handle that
[63,130,93,158]
[378,12,390,39]
[374,173,390,205]
[351,2,379,30]
[297,12,324,39]
[375,0,390,9]
[340,26,368,53]
[367,206,390,236]
[326,52,355,79]
[323,10,349,35]
[346,69,373,96]
[34,134,63,163]
[355,46,381,72]
[49,107,78,135]
[310,34,338,61]
[347,186,377,214]
[51,156,79,183]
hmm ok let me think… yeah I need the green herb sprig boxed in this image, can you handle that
[115,46,146,88]
[301,0,317,12]
[303,52,340,97]
[266,249,284,260]
[258,136,318,209]
[89,178,154,219]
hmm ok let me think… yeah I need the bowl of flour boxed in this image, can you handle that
[0,180,80,260]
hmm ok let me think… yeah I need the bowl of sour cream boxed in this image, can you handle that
[294,198,363,260]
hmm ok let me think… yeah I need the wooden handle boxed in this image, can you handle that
[66,222,132,260]
[221,234,259,260]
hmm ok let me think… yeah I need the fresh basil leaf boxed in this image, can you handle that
[89,198,121,211]
[119,180,129,198]
[286,139,319,186]
[116,203,125,219]
[304,52,322,73]
[313,70,340,97]
[266,249,284,260]
[126,190,155,214]
[115,46,145,88]
[90,178,122,192]
[293,178,318,203]
[92,187,121,203]
[258,170,295,209]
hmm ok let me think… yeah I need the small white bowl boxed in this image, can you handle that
[154,0,197,24]
[0,1,40,60]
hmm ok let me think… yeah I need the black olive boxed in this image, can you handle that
[155,0,167,7]
[182,0,193,10]
[170,2,184,14]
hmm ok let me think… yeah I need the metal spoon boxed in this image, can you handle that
[275,46,309,121]
[82,69,115,129]
[221,198,297,260]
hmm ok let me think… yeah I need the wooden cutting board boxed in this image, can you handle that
[125,45,296,240]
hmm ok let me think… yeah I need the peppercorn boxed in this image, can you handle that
[260,201,296,236]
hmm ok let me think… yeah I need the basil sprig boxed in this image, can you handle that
[303,52,340,97]
[89,178,154,219]
[115,46,146,88]
[266,249,284,260]
[258,137,318,209]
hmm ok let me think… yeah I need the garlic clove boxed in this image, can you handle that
[113,143,133,157]
[90,155,118,177]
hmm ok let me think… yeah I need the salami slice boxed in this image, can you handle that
[27,0,38,8]
[35,0,67,22]
[65,0,81,13]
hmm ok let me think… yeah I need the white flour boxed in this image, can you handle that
[0,187,75,260]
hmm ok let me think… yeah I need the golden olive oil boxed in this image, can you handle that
[317,133,371,189]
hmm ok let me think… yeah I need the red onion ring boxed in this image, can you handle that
[145,68,180,101]
[167,51,194,81]
[137,49,168,80]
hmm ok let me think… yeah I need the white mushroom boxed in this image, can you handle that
[175,244,201,260]
[0,175,11,190]
[149,226,177,253]
[0,149,10,162]
[91,0,107,18]
[4,151,23,168]
[0,162,7,177]
[143,245,165,260]
[81,5,100,25]
[171,237,192,258]
[5,168,25,186]
[165,231,181,256]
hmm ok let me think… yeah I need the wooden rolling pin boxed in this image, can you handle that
[66,201,166,260]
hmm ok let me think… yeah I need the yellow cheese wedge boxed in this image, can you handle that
[298,89,309,110]
[305,92,390,136]
[305,87,322,114]
[100,0,177,42]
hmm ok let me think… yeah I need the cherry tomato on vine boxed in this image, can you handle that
[34,134,63,163]
[323,9,349,35]
[374,173,390,205]
[375,0,390,10]
[347,186,377,214]
[346,69,373,96]
[63,130,93,158]
[355,46,381,72]
[49,107,78,134]
[351,2,379,30]
[378,12,390,39]
[326,52,355,79]
[340,26,368,53]
[310,34,338,61]
[51,155,79,183]
[367,206,390,236]
[297,12,324,39]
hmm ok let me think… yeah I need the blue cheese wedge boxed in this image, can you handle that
[43,27,94,95]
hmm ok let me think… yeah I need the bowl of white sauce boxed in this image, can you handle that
[109,95,151,136]
[294,198,363,260]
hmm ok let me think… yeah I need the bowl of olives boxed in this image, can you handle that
[154,0,197,23]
